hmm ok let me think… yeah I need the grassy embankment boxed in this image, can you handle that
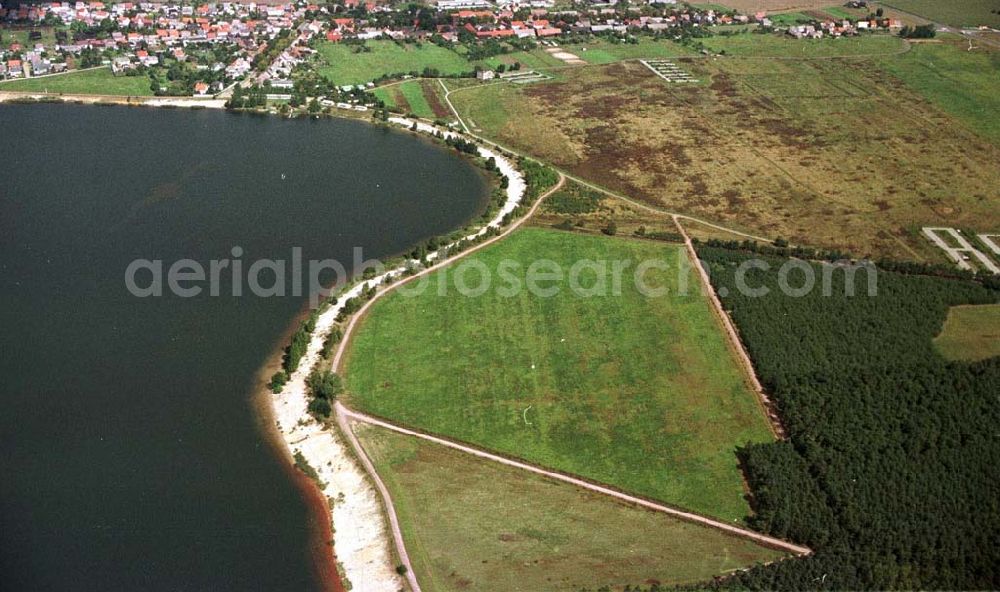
[933,303,1000,361]
[344,228,774,523]
[446,34,1000,260]
[0,67,153,96]
[357,424,786,592]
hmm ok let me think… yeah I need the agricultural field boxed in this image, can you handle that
[356,425,786,592]
[0,67,153,96]
[344,228,774,522]
[565,38,696,64]
[699,32,906,57]
[314,40,471,86]
[447,46,1000,260]
[372,79,451,120]
[879,37,1000,145]
[933,303,1000,361]
[878,0,1000,28]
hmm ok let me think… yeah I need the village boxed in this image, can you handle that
[1,0,909,97]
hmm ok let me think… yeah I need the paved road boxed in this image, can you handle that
[338,403,812,557]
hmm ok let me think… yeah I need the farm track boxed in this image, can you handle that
[338,403,811,556]
[673,215,788,439]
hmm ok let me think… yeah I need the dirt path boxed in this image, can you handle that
[673,215,788,439]
[338,404,811,557]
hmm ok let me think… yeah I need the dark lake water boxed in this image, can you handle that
[0,104,488,591]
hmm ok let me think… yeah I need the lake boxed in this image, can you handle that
[0,103,489,591]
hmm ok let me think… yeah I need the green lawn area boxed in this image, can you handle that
[344,228,774,522]
[767,12,814,26]
[0,67,153,96]
[700,32,906,57]
[0,26,64,48]
[880,0,1000,28]
[315,40,472,85]
[879,40,1000,145]
[822,6,864,19]
[933,304,1000,361]
[357,425,786,592]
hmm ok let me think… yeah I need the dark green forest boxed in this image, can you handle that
[694,246,1000,590]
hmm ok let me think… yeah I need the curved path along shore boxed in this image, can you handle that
[328,170,565,592]
[338,403,811,557]
[270,117,539,592]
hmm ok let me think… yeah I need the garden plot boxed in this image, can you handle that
[641,59,698,83]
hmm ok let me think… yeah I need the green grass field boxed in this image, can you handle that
[933,304,1000,361]
[880,40,1000,145]
[357,425,786,592]
[767,12,815,25]
[477,49,567,70]
[0,67,153,96]
[700,32,906,57]
[880,0,1000,28]
[315,40,471,85]
[344,228,774,522]
[569,38,696,64]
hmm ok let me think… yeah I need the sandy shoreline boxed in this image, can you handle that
[266,117,526,592]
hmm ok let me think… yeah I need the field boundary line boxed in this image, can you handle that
[338,403,811,556]
[673,215,787,439]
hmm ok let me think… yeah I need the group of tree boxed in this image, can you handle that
[899,24,936,38]
[226,84,268,110]
[689,245,1000,590]
[306,368,342,418]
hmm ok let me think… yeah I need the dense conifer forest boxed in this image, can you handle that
[695,246,1000,590]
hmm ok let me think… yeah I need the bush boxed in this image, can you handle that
[308,397,332,418]
[269,371,288,394]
